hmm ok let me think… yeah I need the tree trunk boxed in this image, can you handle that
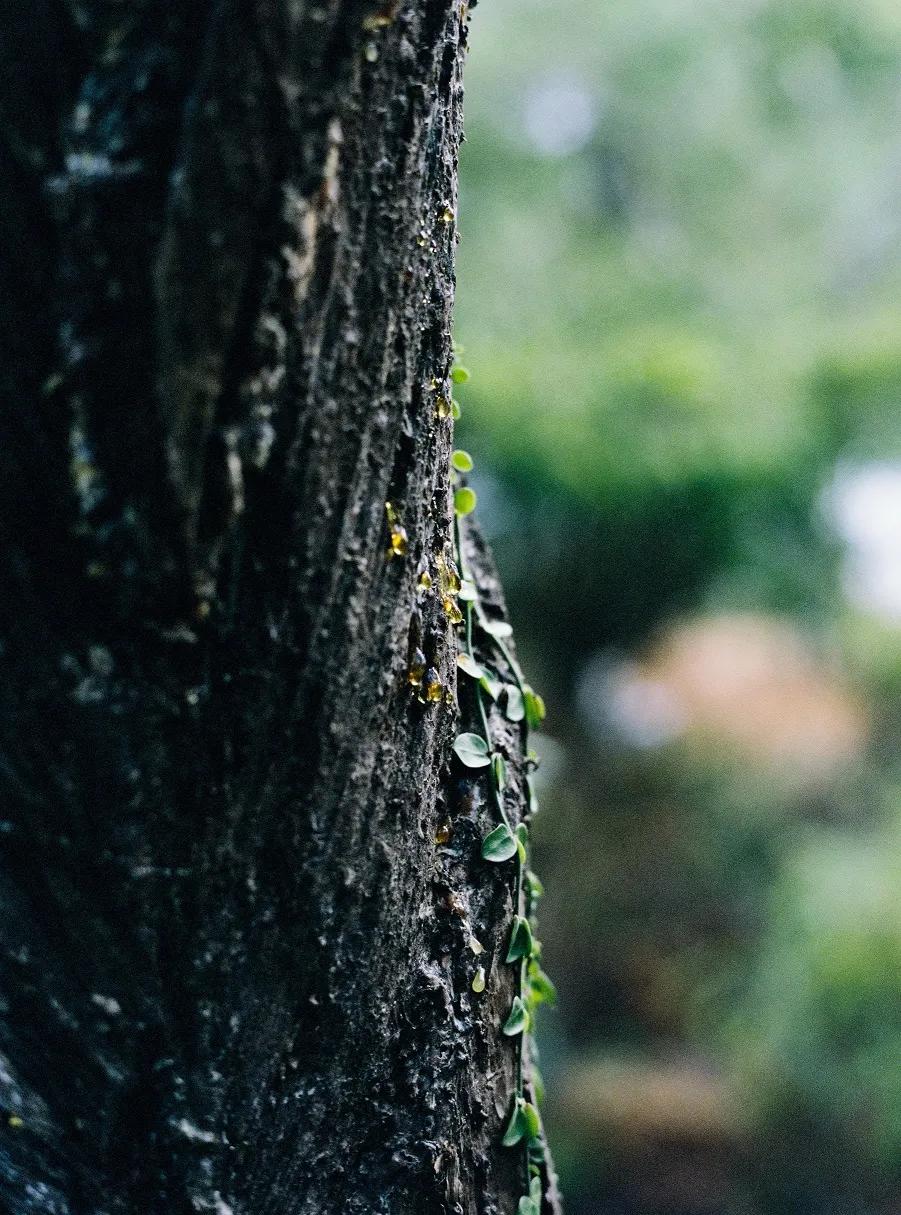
[0,3,559,1212]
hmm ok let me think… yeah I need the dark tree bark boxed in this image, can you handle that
[0,2,560,1213]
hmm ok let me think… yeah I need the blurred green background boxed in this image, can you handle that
[455,0,901,1211]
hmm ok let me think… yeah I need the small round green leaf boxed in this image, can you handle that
[451,449,473,472]
[523,687,546,729]
[480,672,502,701]
[526,869,545,899]
[522,1101,541,1140]
[527,961,558,1007]
[481,823,518,862]
[454,486,477,516]
[456,653,484,680]
[453,732,490,768]
[506,915,533,963]
[502,995,529,1036]
[491,752,506,792]
[504,685,525,722]
[451,399,462,420]
[532,1067,546,1108]
[482,617,513,639]
[451,365,471,383]
[502,1098,527,1147]
[515,821,529,863]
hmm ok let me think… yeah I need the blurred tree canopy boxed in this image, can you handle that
[456,1,901,1211]
[458,0,901,653]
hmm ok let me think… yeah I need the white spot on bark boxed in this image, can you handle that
[172,1117,218,1144]
[91,993,121,1016]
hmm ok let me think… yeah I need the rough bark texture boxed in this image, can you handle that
[0,3,557,1213]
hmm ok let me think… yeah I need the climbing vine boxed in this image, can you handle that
[446,351,557,1215]
[387,342,557,1212]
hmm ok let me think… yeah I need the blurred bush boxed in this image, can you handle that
[456,0,901,1211]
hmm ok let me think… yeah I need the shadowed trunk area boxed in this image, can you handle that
[0,2,559,1212]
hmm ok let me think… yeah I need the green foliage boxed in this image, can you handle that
[479,670,503,700]
[455,0,901,1209]
[527,960,558,1008]
[481,823,518,862]
[453,0,901,652]
[526,869,545,900]
[453,732,491,768]
[503,685,525,722]
[523,687,546,729]
[491,752,506,791]
[503,1097,542,1147]
[447,381,553,1195]
[515,822,529,864]
[503,995,530,1036]
[532,1066,546,1107]
[502,1098,529,1147]
[481,618,513,639]
[522,1101,541,1140]
[721,835,901,1170]
[456,653,484,680]
[506,914,534,962]
[809,339,901,460]
[518,1176,543,1215]
[454,486,477,516]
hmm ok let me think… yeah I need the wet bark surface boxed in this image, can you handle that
[0,2,558,1212]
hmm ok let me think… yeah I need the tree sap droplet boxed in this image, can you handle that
[422,667,442,702]
[385,501,408,557]
[472,965,486,993]
[436,550,462,622]
[408,647,426,687]
[442,597,463,625]
[443,561,461,595]
[435,822,452,845]
[437,551,461,596]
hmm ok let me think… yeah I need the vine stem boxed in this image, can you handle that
[453,510,531,1196]
[456,513,512,833]
[490,632,527,693]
